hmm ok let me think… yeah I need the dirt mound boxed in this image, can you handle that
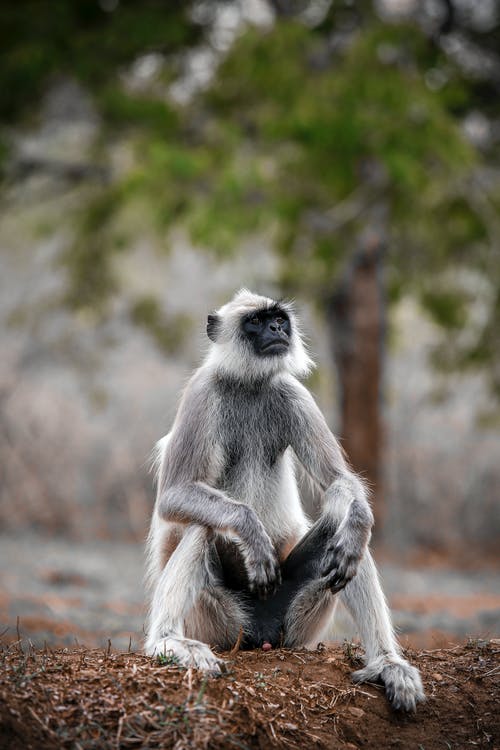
[0,640,498,749]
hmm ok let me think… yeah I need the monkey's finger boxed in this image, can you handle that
[248,580,260,597]
[324,569,348,593]
[267,579,279,598]
[271,565,282,590]
[211,659,229,676]
[264,559,281,585]
[329,579,346,593]
[206,665,223,677]
[257,585,269,600]
[252,575,269,599]
[263,573,280,599]
[320,554,338,578]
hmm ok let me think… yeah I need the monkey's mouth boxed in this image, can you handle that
[261,340,289,355]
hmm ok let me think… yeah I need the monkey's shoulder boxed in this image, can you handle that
[175,369,217,417]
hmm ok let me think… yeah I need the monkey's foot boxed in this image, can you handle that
[352,654,425,712]
[147,636,226,675]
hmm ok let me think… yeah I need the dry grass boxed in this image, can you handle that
[0,638,498,749]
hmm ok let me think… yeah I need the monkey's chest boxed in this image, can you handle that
[216,402,288,488]
[219,428,285,482]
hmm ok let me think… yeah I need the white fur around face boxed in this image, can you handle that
[204,289,314,382]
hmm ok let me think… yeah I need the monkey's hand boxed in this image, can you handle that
[320,527,367,594]
[239,510,281,600]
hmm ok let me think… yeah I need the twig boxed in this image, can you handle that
[481,665,500,678]
[268,706,287,723]
[116,714,125,749]
[354,685,380,699]
[28,707,58,739]
[230,627,244,656]
[16,616,23,653]
[268,721,278,743]
[420,644,461,655]
[319,682,348,692]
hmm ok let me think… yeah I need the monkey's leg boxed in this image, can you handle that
[242,516,338,648]
[279,520,337,648]
[339,552,425,711]
[185,540,250,651]
[145,524,237,673]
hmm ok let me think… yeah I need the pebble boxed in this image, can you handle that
[348,707,365,718]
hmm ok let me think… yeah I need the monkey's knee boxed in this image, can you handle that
[327,474,374,532]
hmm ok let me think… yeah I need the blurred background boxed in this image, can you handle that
[0,0,499,652]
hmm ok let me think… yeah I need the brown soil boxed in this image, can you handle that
[0,640,498,750]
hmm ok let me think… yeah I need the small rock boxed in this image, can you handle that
[348,707,365,718]
[432,672,443,681]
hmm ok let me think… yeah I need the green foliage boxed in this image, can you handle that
[160,15,498,391]
[149,16,483,337]
[157,651,184,668]
[129,295,192,355]
[98,88,179,135]
[0,135,8,171]
[62,237,119,315]
[420,288,468,330]
[0,1,202,123]
[198,21,475,260]
[460,288,500,396]
[1,2,499,389]
[62,189,126,313]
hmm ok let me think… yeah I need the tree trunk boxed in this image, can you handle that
[326,235,385,526]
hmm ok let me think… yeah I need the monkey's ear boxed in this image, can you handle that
[207,313,220,342]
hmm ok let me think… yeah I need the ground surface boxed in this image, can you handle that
[0,641,498,749]
[1,534,499,748]
[1,535,499,652]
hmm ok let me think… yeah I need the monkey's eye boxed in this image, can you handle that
[276,317,285,325]
[250,316,260,326]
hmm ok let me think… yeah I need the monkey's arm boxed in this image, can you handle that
[158,480,280,598]
[156,401,281,599]
[286,378,374,591]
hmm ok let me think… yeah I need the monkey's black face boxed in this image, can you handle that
[241,306,291,357]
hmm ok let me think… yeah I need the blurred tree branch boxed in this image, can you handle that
[1,1,500,508]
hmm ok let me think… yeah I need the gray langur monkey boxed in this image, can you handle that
[145,289,425,712]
